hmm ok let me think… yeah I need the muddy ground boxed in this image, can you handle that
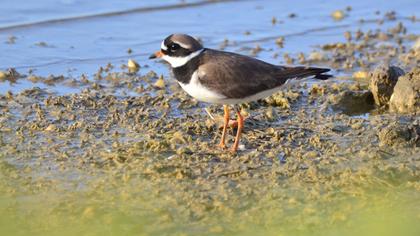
[0,2,420,236]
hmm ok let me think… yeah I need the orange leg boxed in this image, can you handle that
[218,105,229,149]
[231,109,244,153]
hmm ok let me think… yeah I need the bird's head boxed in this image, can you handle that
[149,34,204,68]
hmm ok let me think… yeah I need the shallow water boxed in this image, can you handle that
[1,0,418,79]
[0,0,420,236]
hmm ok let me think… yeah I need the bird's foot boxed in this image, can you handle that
[218,117,247,129]
[228,119,239,128]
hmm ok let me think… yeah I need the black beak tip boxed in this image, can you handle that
[149,54,157,60]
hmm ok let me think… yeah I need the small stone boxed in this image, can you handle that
[369,64,405,106]
[352,71,369,81]
[35,41,49,47]
[412,37,420,50]
[385,11,396,21]
[308,51,326,61]
[344,31,352,41]
[6,35,17,44]
[271,17,277,25]
[251,44,262,56]
[5,91,13,99]
[331,10,346,21]
[27,75,42,83]
[128,59,140,73]
[389,67,420,113]
[0,71,7,81]
[153,75,166,89]
[297,52,306,64]
[377,32,389,41]
[45,124,57,132]
[275,37,284,48]
[283,53,294,64]
[0,68,20,83]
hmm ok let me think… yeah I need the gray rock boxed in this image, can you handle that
[328,90,375,115]
[389,67,420,113]
[378,123,420,147]
[369,64,405,106]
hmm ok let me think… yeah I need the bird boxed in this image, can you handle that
[149,34,331,153]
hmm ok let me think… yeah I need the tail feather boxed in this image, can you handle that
[279,66,332,81]
[295,66,332,80]
[314,73,332,80]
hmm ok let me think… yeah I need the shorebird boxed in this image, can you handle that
[150,34,331,153]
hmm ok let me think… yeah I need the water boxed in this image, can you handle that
[0,0,418,78]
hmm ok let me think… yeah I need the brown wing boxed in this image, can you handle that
[198,49,330,99]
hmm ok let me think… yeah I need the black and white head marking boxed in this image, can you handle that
[160,34,204,68]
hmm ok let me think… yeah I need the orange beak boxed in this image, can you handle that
[149,50,163,59]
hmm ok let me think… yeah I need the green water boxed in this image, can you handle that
[1,155,419,236]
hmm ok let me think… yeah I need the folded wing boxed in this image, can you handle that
[198,50,331,99]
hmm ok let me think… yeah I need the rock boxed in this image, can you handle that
[328,90,374,115]
[0,68,21,83]
[378,123,420,147]
[413,37,420,50]
[308,51,327,61]
[275,37,284,48]
[153,75,166,89]
[352,71,369,81]
[127,59,140,73]
[0,71,7,81]
[331,10,346,21]
[45,124,58,132]
[389,67,420,113]
[369,64,405,106]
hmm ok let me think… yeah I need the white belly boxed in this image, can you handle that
[177,70,286,104]
[178,71,227,104]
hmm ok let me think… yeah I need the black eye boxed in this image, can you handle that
[170,43,180,51]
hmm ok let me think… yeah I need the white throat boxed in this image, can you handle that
[162,49,204,68]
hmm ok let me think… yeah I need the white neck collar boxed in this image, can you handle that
[162,49,204,68]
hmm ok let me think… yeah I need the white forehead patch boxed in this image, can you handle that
[161,41,168,50]
[175,41,191,49]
